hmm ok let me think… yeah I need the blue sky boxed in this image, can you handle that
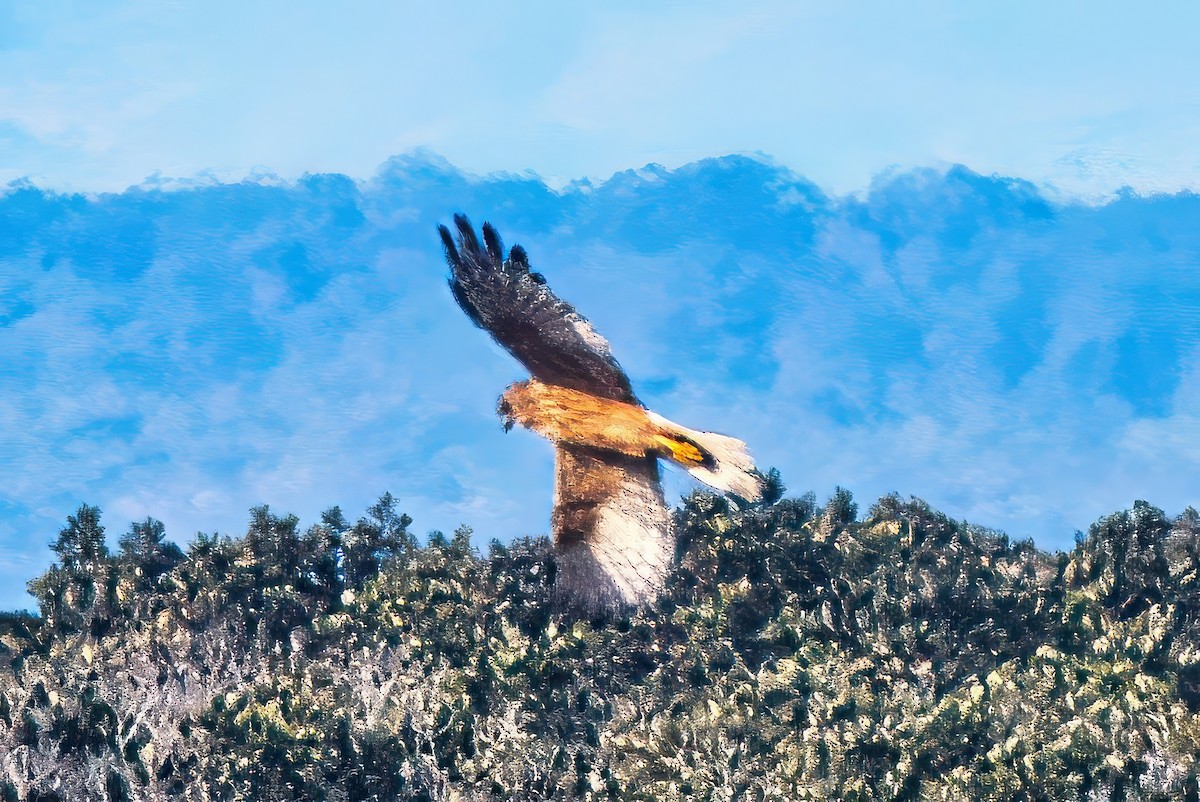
[1,2,1198,610]
[2,2,1198,196]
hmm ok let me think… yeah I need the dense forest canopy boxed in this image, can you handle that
[2,477,1199,800]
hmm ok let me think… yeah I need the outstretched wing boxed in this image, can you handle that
[440,214,637,404]
[440,214,675,612]
[550,445,673,612]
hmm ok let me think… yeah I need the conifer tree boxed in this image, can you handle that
[343,492,414,586]
[28,504,112,630]
[52,503,108,571]
[118,517,182,586]
[245,505,302,584]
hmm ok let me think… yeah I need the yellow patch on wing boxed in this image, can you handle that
[653,435,705,465]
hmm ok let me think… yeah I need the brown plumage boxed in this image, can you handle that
[440,214,764,613]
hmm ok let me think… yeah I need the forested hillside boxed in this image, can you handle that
[2,484,1199,800]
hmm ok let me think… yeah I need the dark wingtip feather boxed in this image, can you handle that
[509,244,529,271]
[481,222,504,263]
[453,213,481,259]
[438,224,459,268]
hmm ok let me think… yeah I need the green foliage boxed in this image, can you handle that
[344,492,416,588]
[51,504,108,571]
[3,488,1200,799]
[27,504,117,633]
[118,517,183,590]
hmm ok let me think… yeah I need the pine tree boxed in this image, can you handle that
[245,505,302,585]
[51,504,108,571]
[343,492,414,586]
[824,486,858,532]
[29,504,113,630]
[301,507,349,598]
[118,517,182,586]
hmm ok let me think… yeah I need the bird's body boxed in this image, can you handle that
[439,215,763,613]
[500,379,765,501]
[500,380,701,465]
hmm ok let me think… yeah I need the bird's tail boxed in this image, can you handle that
[646,411,765,502]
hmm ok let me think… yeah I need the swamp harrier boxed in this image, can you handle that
[439,215,764,613]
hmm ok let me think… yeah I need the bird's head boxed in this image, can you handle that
[497,380,538,433]
[496,395,516,433]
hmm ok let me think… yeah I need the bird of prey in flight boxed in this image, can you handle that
[439,214,764,613]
